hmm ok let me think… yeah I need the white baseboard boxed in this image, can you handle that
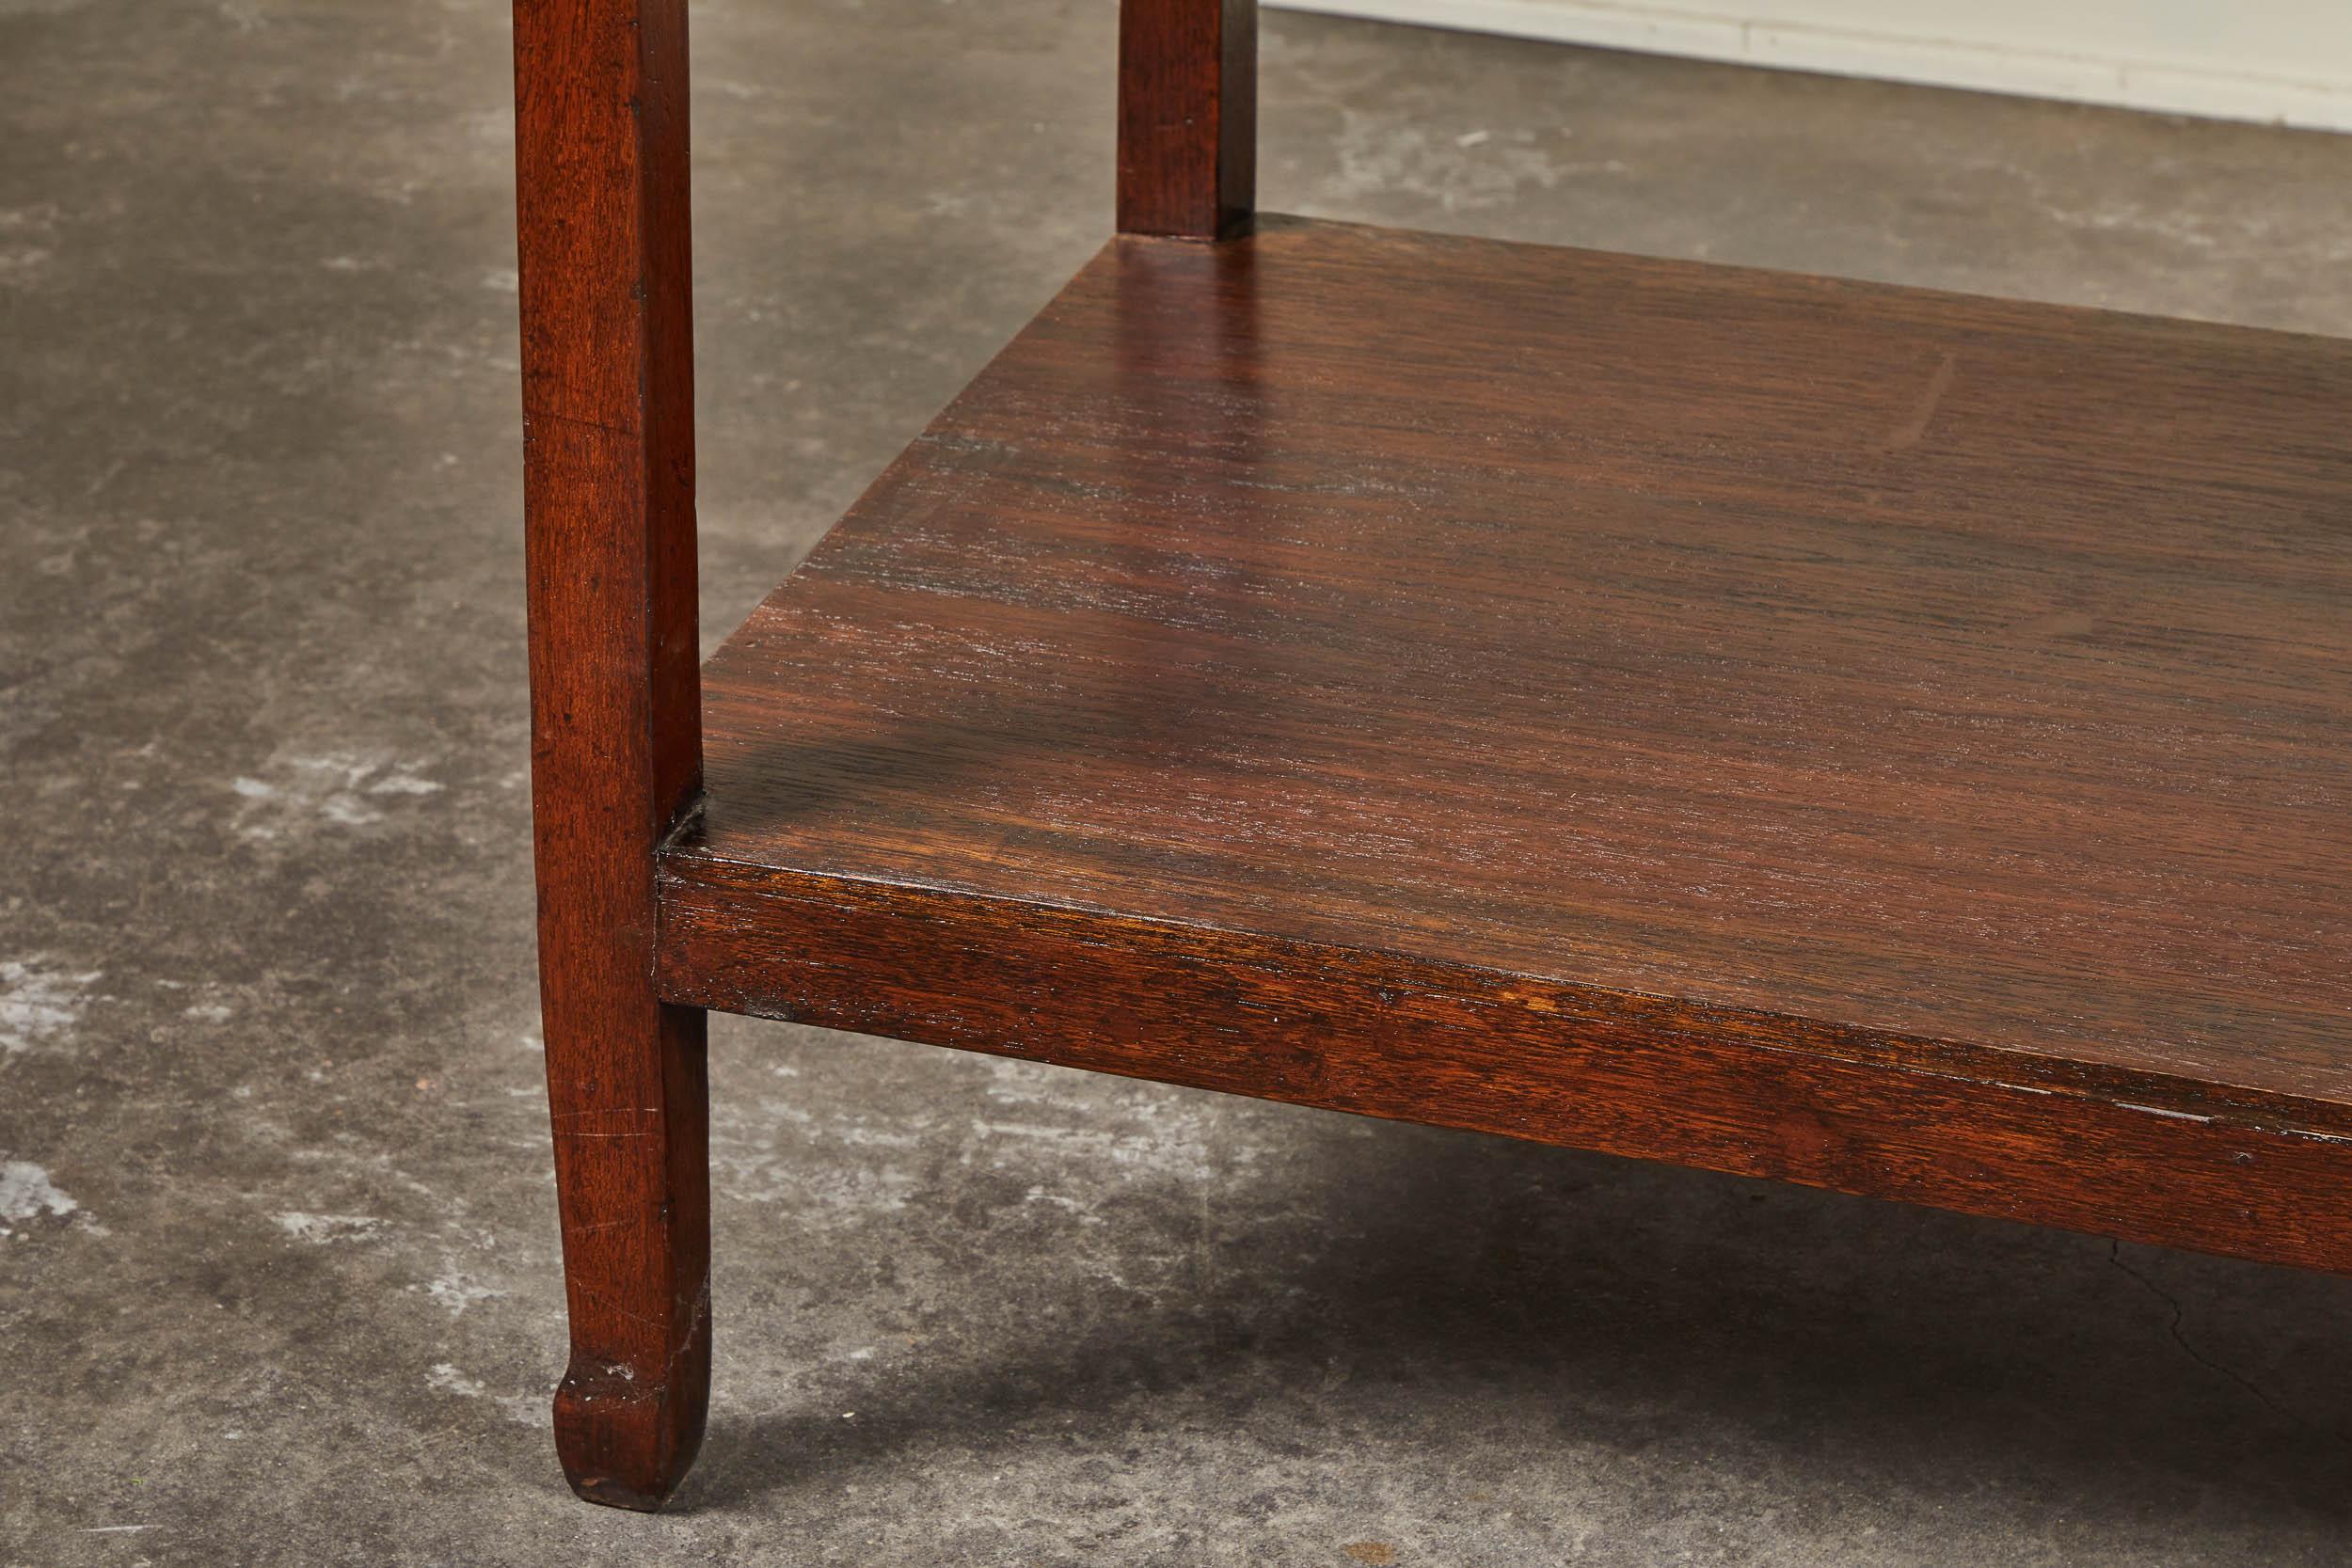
[1268,0,2352,134]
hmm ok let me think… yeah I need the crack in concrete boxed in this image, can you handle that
[2106,1240,2348,1450]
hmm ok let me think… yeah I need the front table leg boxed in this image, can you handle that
[513,0,709,1511]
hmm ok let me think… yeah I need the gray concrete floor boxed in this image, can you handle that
[8,1,2352,1562]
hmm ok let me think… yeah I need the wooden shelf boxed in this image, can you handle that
[659,215,2352,1272]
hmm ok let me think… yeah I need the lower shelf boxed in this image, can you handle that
[660,215,2352,1271]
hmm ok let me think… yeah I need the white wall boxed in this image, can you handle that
[1268,0,2352,133]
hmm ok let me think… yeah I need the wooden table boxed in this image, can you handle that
[511,0,2352,1511]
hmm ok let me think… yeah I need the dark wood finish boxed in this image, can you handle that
[513,0,709,1512]
[1117,0,1256,238]
[515,0,2352,1502]
[660,218,2352,1275]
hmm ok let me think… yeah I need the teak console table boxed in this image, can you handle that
[513,0,2352,1511]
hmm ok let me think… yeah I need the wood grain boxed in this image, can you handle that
[1117,0,1256,237]
[513,0,709,1512]
[661,216,2352,1271]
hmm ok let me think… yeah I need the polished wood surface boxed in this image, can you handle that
[1117,0,1255,237]
[513,0,710,1512]
[661,216,2352,1268]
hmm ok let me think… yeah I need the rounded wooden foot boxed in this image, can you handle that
[540,1001,711,1512]
[552,1315,710,1512]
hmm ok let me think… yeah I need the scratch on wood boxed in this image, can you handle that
[1878,351,1958,451]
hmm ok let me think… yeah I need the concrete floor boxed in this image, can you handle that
[8,1,2352,1562]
